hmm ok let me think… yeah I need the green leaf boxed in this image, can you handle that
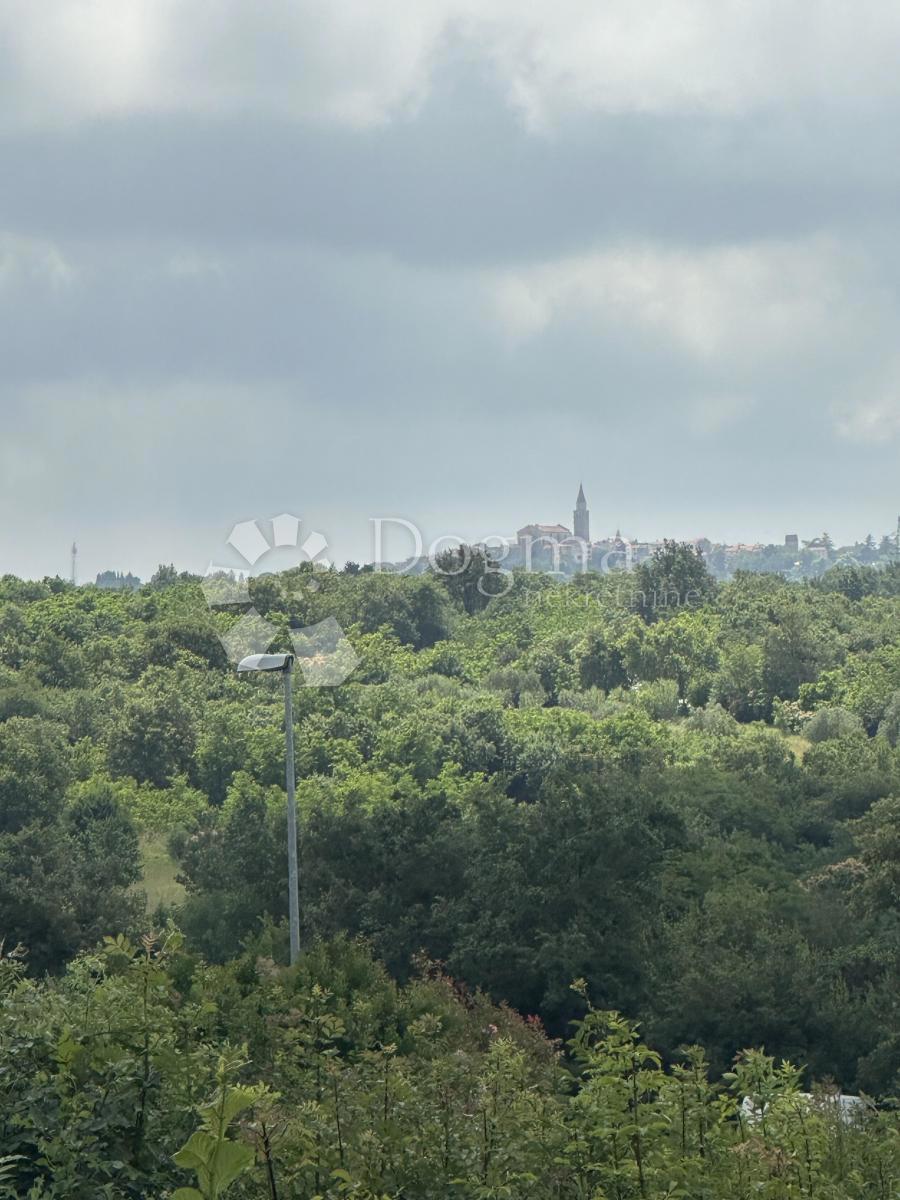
[197,1082,267,1128]
[173,1130,216,1171]
[209,1141,254,1190]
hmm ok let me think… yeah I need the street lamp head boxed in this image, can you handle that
[237,652,294,673]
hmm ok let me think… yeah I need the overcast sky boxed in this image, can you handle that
[3,1,900,580]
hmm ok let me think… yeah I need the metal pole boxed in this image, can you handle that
[283,661,300,964]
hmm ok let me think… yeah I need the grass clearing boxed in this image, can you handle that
[783,733,812,761]
[138,833,185,912]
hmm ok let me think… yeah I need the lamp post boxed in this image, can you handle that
[237,652,300,964]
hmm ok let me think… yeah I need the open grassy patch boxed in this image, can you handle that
[783,733,812,761]
[138,833,185,912]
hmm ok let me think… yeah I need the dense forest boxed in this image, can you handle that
[1,546,899,1196]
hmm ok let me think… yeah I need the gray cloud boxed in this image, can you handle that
[3,2,900,580]
[4,92,900,261]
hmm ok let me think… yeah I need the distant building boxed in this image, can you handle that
[517,485,596,572]
[573,483,590,542]
[95,570,142,591]
[516,522,572,549]
[785,534,799,552]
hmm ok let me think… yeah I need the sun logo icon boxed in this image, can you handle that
[202,514,359,686]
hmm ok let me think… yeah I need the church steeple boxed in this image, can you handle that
[573,483,590,543]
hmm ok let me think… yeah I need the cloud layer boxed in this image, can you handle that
[2,2,900,577]
[7,1,900,129]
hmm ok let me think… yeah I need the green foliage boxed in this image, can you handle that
[877,688,900,746]
[3,562,900,1100]
[0,729,144,973]
[107,667,198,786]
[806,706,865,742]
[0,715,70,833]
[635,676,680,720]
[432,545,507,615]
[1,940,896,1198]
[69,773,209,835]
[172,1052,272,1199]
[633,540,717,623]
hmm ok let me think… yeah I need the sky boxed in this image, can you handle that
[3,0,900,580]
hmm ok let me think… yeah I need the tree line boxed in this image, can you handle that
[0,545,899,1191]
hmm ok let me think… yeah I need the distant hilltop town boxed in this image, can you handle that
[482,485,900,581]
[87,487,900,586]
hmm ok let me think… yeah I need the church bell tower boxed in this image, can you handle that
[574,483,590,543]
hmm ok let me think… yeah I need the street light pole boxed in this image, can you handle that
[237,652,301,964]
[282,658,300,964]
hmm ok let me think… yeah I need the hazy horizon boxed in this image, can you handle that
[15,497,900,585]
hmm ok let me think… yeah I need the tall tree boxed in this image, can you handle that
[633,541,716,623]
[432,546,507,615]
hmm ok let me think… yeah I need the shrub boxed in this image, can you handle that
[806,706,865,743]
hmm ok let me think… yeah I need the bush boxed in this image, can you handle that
[685,702,738,735]
[635,678,680,720]
[877,689,900,747]
[69,773,208,835]
[806,706,864,743]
